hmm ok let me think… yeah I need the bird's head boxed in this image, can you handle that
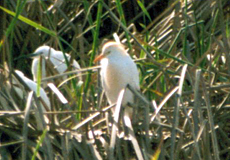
[14,46,54,61]
[30,46,54,59]
[94,41,127,63]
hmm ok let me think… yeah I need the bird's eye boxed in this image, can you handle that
[105,51,111,55]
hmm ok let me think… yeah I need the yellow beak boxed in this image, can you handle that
[93,54,105,63]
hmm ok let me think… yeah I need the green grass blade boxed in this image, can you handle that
[0,0,27,50]
[83,0,95,33]
[31,129,47,160]
[137,0,152,22]
[0,6,57,37]
[115,0,132,50]
[84,0,102,93]
[36,57,42,97]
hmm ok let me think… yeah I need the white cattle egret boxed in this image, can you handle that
[14,70,51,110]
[94,41,140,112]
[31,45,81,82]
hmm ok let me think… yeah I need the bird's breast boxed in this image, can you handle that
[101,58,129,89]
[100,57,139,105]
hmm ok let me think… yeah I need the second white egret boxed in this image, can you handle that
[31,45,81,82]
[94,41,140,114]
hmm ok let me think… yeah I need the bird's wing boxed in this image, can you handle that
[72,60,81,69]
[122,57,140,91]
[51,52,80,73]
[49,51,68,73]
[131,62,140,91]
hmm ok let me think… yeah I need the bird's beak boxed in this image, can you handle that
[93,54,105,63]
[28,52,43,58]
[14,52,42,61]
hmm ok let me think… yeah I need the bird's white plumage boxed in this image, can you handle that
[15,70,51,110]
[31,46,81,81]
[98,42,139,106]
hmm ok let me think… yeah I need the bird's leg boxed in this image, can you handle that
[121,107,130,139]
[127,102,137,123]
[122,107,144,160]
[105,110,113,134]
